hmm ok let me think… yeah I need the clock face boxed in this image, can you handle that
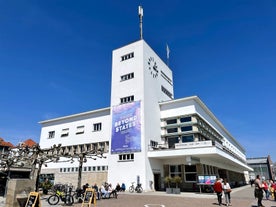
[147,57,158,78]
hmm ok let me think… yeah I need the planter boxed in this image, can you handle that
[166,188,173,194]
[172,188,181,194]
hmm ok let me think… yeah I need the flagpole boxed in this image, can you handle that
[166,43,170,66]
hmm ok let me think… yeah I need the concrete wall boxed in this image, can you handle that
[6,179,35,207]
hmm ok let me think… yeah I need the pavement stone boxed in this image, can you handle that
[1,185,276,207]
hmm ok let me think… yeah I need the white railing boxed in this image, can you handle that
[175,140,213,149]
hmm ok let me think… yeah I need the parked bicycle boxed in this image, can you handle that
[129,182,143,193]
[47,184,74,205]
[72,188,85,203]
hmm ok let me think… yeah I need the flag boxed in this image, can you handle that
[166,43,170,59]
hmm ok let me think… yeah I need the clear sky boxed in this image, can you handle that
[0,1,275,162]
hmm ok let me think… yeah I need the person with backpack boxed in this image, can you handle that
[213,178,223,206]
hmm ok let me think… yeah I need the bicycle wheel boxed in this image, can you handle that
[73,192,83,203]
[48,195,60,205]
[129,186,134,193]
[64,194,74,205]
[137,186,143,193]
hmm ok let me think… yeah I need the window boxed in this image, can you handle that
[182,135,194,142]
[76,125,84,134]
[121,52,134,61]
[121,72,134,81]
[180,117,192,123]
[150,140,158,148]
[118,153,134,161]
[61,128,69,137]
[93,123,102,131]
[48,131,55,139]
[170,165,182,178]
[161,71,173,85]
[161,85,173,99]
[120,95,134,104]
[185,165,197,182]
[99,142,105,151]
[168,137,179,148]
[167,128,178,133]
[181,126,193,132]
[97,166,101,171]
[166,119,177,125]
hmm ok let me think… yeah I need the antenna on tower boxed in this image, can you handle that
[138,5,143,39]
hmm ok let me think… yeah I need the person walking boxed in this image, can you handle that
[262,180,269,200]
[222,178,232,206]
[213,178,223,206]
[254,175,264,207]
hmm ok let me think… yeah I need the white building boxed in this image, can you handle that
[39,35,252,192]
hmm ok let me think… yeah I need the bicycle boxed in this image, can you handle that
[129,182,143,193]
[72,188,85,203]
[47,185,74,205]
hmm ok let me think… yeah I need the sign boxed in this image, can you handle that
[25,192,40,207]
[197,175,216,185]
[82,188,96,207]
[111,101,141,154]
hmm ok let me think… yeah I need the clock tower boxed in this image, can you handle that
[108,39,174,191]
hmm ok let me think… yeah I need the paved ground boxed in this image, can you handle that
[1,185,276,207]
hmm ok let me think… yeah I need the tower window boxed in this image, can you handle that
[48,131,55,139]
[121,52,134,61]
[76,125,84,134]
[93,123,102,131]
[61,128,69,137]
[121,72,134,81]
[161,85,173,99]
[120,95,134,104]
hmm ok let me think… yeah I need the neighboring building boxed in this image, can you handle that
[0,138,37,196]
[247,156,274,180]
[0,138,14,153]
[39,37,252,191]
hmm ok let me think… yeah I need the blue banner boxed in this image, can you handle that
[111,101,141,154]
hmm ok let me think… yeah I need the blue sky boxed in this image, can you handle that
[0,1,275,162]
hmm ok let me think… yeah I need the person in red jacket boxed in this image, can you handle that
[213,178,223,206]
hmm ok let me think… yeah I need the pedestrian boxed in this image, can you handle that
[254,175,264,207]
[262,180,269,200]
[222,178,232,206]
[271,180,276,201]
[213,178,223,206]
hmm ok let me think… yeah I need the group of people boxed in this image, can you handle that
[213,175,276,207]
[213,178,232,206]
[82,182,126,199]
[254,175,276,207]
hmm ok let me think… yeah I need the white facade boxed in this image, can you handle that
[39,39,252,192]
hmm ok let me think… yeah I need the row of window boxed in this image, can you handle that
[118,153,134,161]
[121,72,134,81]
[166,116,192,125]
[60,165,108,173]
[120,95,134,104]
[161,85,173,99]
[166,125,193,134]
[169,164,197,182]
[48,123,102,139]
[55,142,109,155]
[121,52,134,61]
